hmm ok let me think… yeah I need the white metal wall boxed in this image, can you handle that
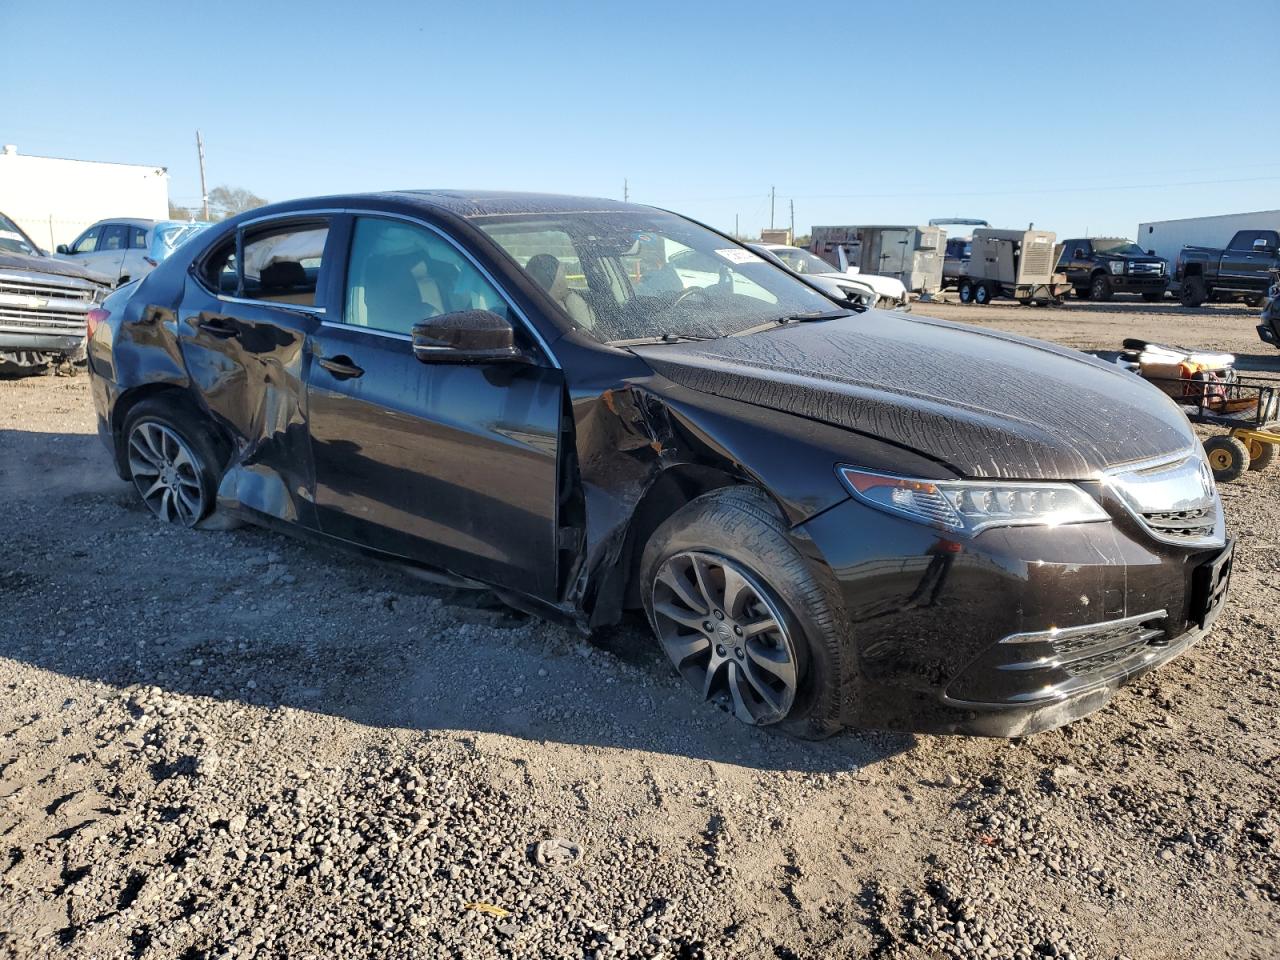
[0,149,169,251]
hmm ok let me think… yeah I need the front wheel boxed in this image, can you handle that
[1244,436,1276,471]
[641,487,849,737]
[958,280,975,304]
[123,400,224,527]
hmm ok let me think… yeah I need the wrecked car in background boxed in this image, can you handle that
[56,218,212,287]
[0,209,108,374]
[87,191,1232,737]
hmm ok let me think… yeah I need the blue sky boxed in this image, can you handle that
[3,0,1277,239]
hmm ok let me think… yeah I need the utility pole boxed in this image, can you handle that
[734,213,739,238]
[770,185,776,229]
[790,199,795,243]
[196,130,209,221]
[624,178,629,202]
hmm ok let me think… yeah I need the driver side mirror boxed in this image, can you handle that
[411,309,530,364]
[56,244,70,255]
[1254,238,1274,254]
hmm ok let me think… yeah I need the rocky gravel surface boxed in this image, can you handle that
[0,301,1277,959]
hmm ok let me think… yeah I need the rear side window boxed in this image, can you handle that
[241,224,330,307]
[201,237,238,294]
[130,226,149,248]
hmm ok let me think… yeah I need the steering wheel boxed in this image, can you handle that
[671,284,716,310]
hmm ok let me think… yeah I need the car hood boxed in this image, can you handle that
[633,312,1196,480]
[0,251,111,287]
[821,271,906,298]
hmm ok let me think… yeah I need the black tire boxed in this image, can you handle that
[1246,294,1265,308]
[640,487,851,738]
[1090,273,1113,302]
[1244,437,1276,471]
[122,398,226,527]
[958,280,974,304]
[1142,291,1164,303]
[1180,276,1207,307]
[974,282,992,305]
[1202,435,1250,482]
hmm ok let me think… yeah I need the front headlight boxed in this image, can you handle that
[837,467,1109,535]
[1109,260,1125,275]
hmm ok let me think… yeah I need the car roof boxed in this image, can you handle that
[90,217,158,230]
[239,190,655,221]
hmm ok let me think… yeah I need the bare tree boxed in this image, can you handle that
[207,185,268,220]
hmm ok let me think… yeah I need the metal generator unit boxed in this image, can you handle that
[810,224,946,295]
[959,229,1070,305]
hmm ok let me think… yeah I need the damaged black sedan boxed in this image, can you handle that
[87,191,1232,737]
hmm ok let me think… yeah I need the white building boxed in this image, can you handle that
[1138,209,1280,268]
[0,144,169,251]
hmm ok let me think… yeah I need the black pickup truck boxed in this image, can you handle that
[1057,237,1168,302]
[1175,228,1280,307]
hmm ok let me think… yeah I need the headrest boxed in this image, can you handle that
[259,260,306,290]
[525,253,568,301]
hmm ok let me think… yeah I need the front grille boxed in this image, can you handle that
[1130,262,1163,275]
[1142,506,1217,541]
[0,276,96,303]
[0,270,96,337]
[1020,243,1053,277]
[1046,616,1167,658]
[1106,451,1223,549]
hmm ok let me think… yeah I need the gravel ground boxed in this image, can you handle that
[0,300,1277,960]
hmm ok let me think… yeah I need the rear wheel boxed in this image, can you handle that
[641,487,849,738]
[123,400,224,527]
[974,282,992,305]
[1203,435,1250,482]
[1180,276,1207,307]
[1090,274,1113,302]
[1244,436,1276,471]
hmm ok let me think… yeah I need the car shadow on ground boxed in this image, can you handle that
[0,427,914,774]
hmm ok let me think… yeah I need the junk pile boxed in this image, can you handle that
[1119,339,1255,415]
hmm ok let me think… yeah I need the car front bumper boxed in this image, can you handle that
[0,330,86,356]
[1109,276,1168,293]
[795,496,1230,735]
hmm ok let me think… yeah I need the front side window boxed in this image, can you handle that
[343,217,514,336]
[72,226,100,254]
[241,223,329,306]
[478,210,838,344]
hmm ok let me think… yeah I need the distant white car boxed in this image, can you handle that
[752,242,910,309]
[57,218,211,287]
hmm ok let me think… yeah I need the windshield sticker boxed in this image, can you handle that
[716,248,763,265]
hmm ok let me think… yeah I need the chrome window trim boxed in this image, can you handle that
[318,319,410,342]
[188,206,560,369]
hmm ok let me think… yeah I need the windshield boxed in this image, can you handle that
[1091,238,1147,256]
[476,210,839,343]
[0,213,38,256]
[769,246,837,275]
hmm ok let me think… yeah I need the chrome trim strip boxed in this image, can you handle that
[215,293,326,316]
[998,609,1167,645]
[1102,447,1225,549]
[318,319,410,342]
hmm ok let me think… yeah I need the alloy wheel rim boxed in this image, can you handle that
[651,551,798,725]
[128,421,205,526]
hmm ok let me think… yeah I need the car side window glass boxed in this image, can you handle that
[73,226,100,254]
[100,225,126,251]
[343,217,514,336]
[241,224,329,307]
[201,238,239,294]
[131,226,149,249]
[1231,231,1258,251]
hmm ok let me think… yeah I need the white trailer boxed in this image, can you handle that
[1138,210,1280,273]
[0,144,169,252]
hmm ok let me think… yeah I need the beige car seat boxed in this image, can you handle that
[525,254,596,329]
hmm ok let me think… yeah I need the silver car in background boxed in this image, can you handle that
[57,218,211,287]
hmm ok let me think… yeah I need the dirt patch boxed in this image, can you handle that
[0,304,1277,959]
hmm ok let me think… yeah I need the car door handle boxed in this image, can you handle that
[318,355,364,379]
[197,317,239,339]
